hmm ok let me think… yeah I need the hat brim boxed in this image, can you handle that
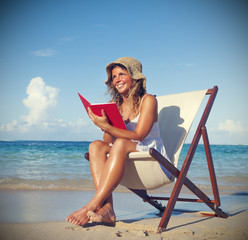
[105,62,146,86]
[105,62,118,85]
[105,57,147,90]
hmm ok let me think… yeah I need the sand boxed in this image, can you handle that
[0,211,247,240]
[0,190,247,240]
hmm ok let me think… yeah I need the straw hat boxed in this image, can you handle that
[105,57,146,89]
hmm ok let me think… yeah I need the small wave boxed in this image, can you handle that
[0,177,95,191]
[231,191,248,196]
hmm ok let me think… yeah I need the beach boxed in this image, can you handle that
[1,211,248,240]
[0,141,248,239]
[0,189,248,240]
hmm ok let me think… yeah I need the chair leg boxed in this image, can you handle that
[201,126,221,206]
[149,148,228,233]
[157,160,187,232]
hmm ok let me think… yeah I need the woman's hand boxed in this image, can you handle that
[88,108,110,131]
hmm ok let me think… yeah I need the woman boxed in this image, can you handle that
[66,57,169,226]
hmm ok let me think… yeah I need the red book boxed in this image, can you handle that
[78,92,126,130]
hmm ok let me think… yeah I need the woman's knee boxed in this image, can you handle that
[89,140,110,157]
[112,138,132,153]
[113,138,128,147]
[89,140,102,152]
[89,140,103,153]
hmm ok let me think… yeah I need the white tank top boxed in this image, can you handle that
[126,95,171,177]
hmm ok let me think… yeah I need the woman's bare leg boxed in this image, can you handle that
[92,138,137,203]
[66,140,111,225]
[66,138,137,226]
[88,140,115,223]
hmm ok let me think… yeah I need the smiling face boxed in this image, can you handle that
[112,66,134,96]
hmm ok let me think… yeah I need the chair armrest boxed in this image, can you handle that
[84,152,89,161]
[84,151,151,161]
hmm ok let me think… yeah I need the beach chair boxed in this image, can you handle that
[85,86,228,233]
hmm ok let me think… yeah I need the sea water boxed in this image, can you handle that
[0,141,247,193]
[0,141,248,223]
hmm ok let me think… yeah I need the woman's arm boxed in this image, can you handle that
[103,131,115,143]
[88,94,157,141]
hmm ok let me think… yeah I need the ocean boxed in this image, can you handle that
[0,141,248,223]
[0,141,247,194]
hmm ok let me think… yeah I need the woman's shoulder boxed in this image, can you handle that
[142,93,157,103]
[139,94,157,111]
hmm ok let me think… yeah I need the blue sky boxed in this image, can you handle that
[0,0,247,144]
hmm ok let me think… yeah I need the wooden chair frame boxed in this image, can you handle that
[128,86,228,233]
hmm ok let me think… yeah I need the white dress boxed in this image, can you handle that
[125,95,172,177]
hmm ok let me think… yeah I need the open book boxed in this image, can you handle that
[78,93,126,130]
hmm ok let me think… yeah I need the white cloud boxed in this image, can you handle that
[6,120,18,131]
[218,119,247,134]
[58,36,76,45]
[22,77,59,126]
[30,48,56,57]
[37,118,90,133]
[185,63,195,67]
[0,77,101,140]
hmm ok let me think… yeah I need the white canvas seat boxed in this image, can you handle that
[120,89,207,190]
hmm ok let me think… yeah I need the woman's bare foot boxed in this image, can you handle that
[66,207,90,226]
[87,202,116,224]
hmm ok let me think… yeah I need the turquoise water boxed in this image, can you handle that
[0,141,247,193]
